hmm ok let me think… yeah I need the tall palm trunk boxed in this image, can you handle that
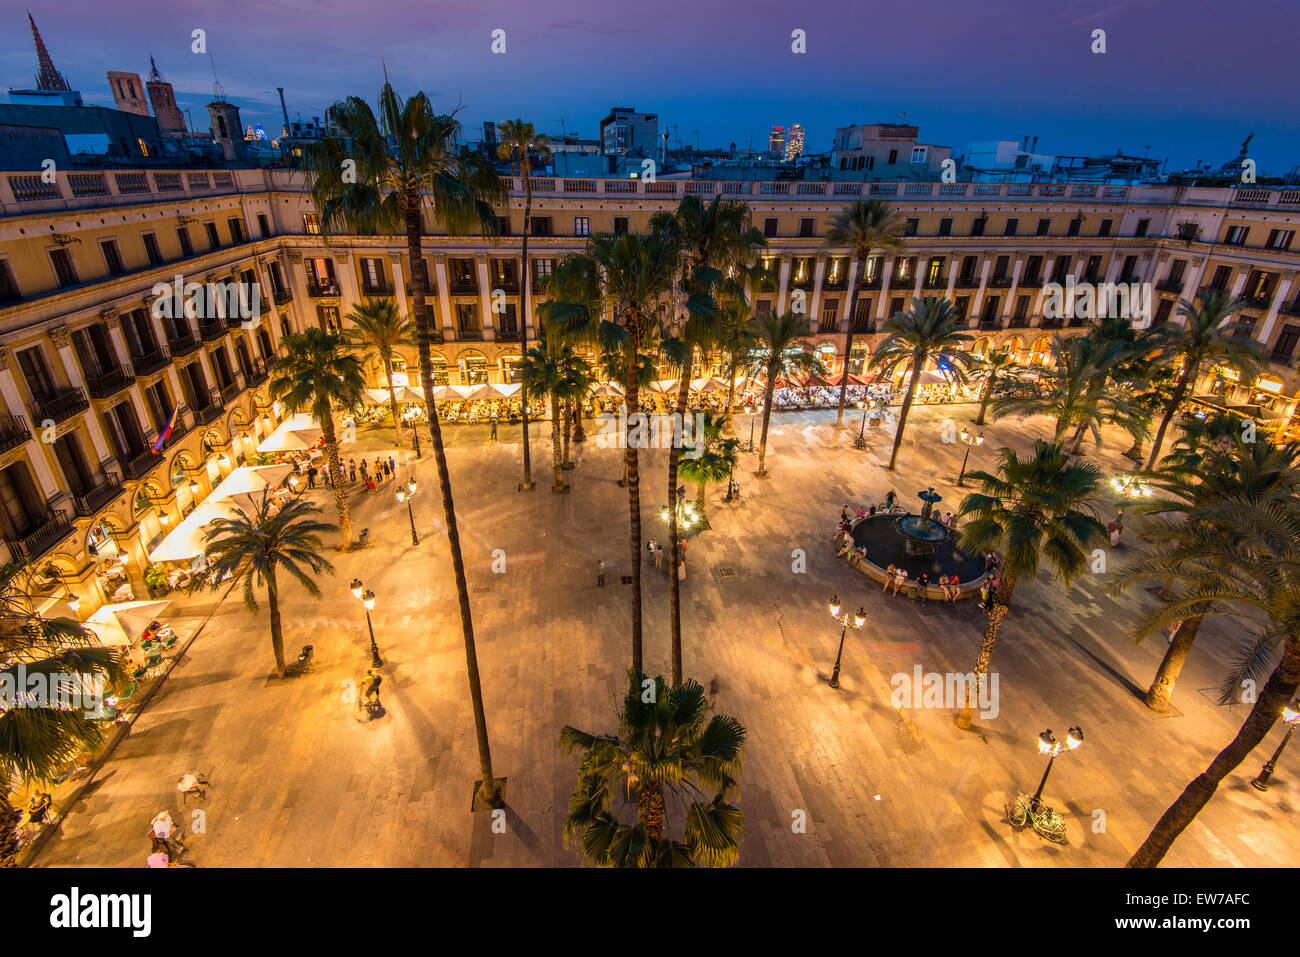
[317,407,352,546]
[550,392,566,492]
[1128,636,1300,867]
[668,356,694,686]
[834,252,865,428]
[723,372,737,434]
[975,377,994,426]
[517,175,535,490]
[957,574,1016,729]
[1145,616,1203,712]
[624,337,645,677]
[382,354,404,448]
[562,399,573,469]
[406,197,498,805]
[267,567,286,678]
[1145,362,1194,470]
[696,481,708,519]
[756,369,776,476]
[1067,421,1088,455]
[887,359,924,471]
[573,404,585,443]
[0,794,20,868]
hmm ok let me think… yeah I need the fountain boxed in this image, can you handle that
[895,487,950,556]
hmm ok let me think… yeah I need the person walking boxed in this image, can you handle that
[360,668,382,711]
[349,458,358,484]
[597,560,606,587]
[388,455,396,476]
[655,543,665,569]
[306,464,318,489]
[490,417,498,441]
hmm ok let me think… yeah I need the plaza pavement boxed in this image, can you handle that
[32,403,1300,867]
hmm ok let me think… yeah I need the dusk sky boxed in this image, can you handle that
[6,0,1298,172]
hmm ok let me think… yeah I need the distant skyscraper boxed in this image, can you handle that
[28,13,71,92]
[784,123,805,161]
[768,126,785,159]
[146,57,187,137]
[107,71,149,116]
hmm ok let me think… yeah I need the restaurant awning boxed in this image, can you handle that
[207,464,292,501]
[690,377,731,393]
[589,382,625,397]
[85,599,172,646]
[257,413,323,453]
[148,499,243,563]
[365,386,426,404]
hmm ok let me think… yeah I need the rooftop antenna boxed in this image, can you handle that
[207,52,225,100]
[557,118,566,138]
[691,130,700,150]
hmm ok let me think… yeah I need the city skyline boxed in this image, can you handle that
[1,0,1297,173]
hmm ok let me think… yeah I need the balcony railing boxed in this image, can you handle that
[361,281,394,297]
[954,275,980,289]
[195,400,225,426]
[307,283,341,298]
[219,380,241,404]
[494,328,521,342]
[73,477,123,516]
[84,364,134,400]
[1283,299,1300,317]
[32,387,89,425]
[449,280,479,296]
[1269,346,1297,365]
[0,414,30,453]
[245,359,269,386]
[1019,275,1044,288]
[273,287,293,305]
[455,328,485,341]
[987,275,1014,288]
[198,319,226,342]
[489,278,518,294]
[130,345,171,377]
[1156,277,1185,293]
[922,277,947,289]
[858,278,883,291]
[5,510,74,561]
[168,334,200,357]
[122,450,163,480]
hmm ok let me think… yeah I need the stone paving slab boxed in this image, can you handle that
[31,406,1300,868]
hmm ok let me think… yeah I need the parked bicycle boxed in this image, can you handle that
[1006,792,1068,844]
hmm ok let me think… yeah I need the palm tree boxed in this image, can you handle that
[497,119,552,491]
[824,200,906,428]
[678,414,738,527]
[1059,315,1153,454]
[651,196,762,686]
[342,298,414,448]
[954,440,1108,730]
[1122,496,1300,866]
[198,491,336,678]
[560,671,746,867]
[519,339,590,493]
[544,234,679,676]
[1117,415,1300,712]
[309,83,507,804]
[969,347,1022,426]
[870,296,976,470]
[1,562,122,867]
[716,299,757,434]
[992,334,1147,454]
[1144,288,1262,469]
[746,310,822,476]
[270,328,364,545]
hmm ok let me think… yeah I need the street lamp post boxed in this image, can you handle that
[404,411,422,459]
[957,428,984,486]
[723,457,737,503]
[350,578,383,668]
[854,401,870,450]
[827,595,866,689]
[1251,702,1300,791]
[395,478,419,546]
[1031,727,1083,811]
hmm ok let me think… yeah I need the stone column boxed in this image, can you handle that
[775,256,791,314]
[432,257,455,337]
[388,253,408,320]
[969,252,994,326]
[1258,271,1296,347]
[875,256,896,321]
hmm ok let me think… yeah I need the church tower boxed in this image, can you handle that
[146,57,187,137]
[28,12,71,91]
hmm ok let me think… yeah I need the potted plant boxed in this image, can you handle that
[144,564,170,598]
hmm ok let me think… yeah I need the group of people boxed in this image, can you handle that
[645,537,688,581]
[145,772,209,867]
[343,455,399,491]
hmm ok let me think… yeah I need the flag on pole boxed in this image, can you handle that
[152,407,179,454]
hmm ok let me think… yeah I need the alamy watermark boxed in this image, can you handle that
[1043,276,1152,328]
[1,664,106,716]
[890,666,999,719]
[150,274,261,328]
[593,406,706,459]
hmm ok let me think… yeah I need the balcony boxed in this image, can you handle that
[858,277,883,291]
[987,275,1014,288]
[494,327,521,342]
[978,318,1004,330]
[198,319,227,342]
[219,380,242,404]
[194,400,225,426]
[455,327,485,341]
[122,450,163,480]
[822,277,848,291]
[361,281,394,297]
[954,275,980,289]
[31,387,89,426]
[754,275,779,294]
[1156,277,1185,293]
[851,320,877,335]
[73,477,123,516]
[1241,293,1274,309]
[449,280,479,296]
[1019,275,1044,288]
[1269,345,1297,365]
[922,277,947,289]
[307,282,341,298]
[168,334,200,358]
[1007,316,1032,329]
[490,278,519,294]
[273,287,293,305]
[245,359,269,386]
[5,510,74,561]
[0,414,31,453]
[131,346,171,378]
[1283,299,1300,317]
[84,364,134,400]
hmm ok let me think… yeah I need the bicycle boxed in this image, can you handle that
[1006,792,1068,844]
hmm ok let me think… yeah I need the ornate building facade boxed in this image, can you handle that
[0,168,1298,611]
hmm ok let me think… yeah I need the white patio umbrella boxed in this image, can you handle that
[148,499,242,563]
[432,384,470,401]
[589,382,625,397]
[690,376,730,392]
[496,383,522,398]
[257,412,322,453]
[207,464,292,502]
[462,383,509,401]
[85,599,173,647]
